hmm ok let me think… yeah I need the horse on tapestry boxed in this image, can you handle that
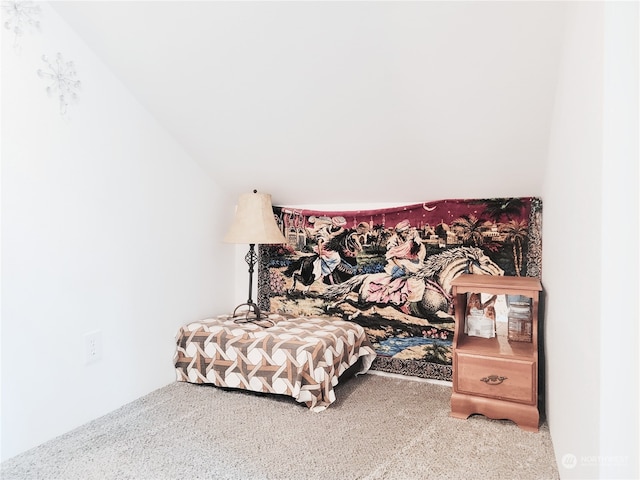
[323,246,504,323]
[284,229,363,294]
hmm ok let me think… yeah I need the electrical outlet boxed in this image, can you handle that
[84,331,103,364]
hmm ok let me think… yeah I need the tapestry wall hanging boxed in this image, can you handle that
[258,197,542,382]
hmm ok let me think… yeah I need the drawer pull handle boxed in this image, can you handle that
[481,375,507,385]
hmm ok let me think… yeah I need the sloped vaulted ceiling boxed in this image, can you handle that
[52,1,568,206]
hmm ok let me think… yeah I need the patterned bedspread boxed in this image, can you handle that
[173,314,377,411]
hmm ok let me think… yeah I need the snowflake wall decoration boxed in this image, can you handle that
[37,52,81,115]
[1,0,41,48]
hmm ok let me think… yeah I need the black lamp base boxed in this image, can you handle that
[231,301,263,323]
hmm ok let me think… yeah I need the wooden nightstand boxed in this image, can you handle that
[450,274,542,432]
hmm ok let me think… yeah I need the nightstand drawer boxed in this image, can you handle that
[455,352,536,404]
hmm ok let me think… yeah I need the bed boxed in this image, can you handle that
[173,314,377,411]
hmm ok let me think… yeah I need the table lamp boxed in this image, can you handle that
[224,190,287,320]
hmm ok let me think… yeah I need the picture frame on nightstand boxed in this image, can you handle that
[464,292,497,339]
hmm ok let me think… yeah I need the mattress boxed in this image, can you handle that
[174,314,377,411]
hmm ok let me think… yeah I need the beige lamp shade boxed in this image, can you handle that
[224,191,287,245]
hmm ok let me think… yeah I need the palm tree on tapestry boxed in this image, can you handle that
[482,198,526,222]
[451,214,489,246]
[500,219,528,276]
[370,223,389,254]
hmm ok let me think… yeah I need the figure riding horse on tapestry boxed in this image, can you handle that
[283,215,362,293]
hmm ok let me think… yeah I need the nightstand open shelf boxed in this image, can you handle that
[455,322,535,358]
[450,274,542,432]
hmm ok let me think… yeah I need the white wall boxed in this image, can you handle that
[543,2,639,479]
[1,3,235,461]
[600,3,639,479]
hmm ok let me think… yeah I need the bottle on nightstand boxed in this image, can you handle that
[507,295,533,343]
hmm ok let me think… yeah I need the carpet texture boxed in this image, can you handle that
[1,373,559,480]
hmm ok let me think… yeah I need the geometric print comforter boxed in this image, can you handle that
[174,314,377,411]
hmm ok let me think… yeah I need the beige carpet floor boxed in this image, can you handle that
[1,372,559,480]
